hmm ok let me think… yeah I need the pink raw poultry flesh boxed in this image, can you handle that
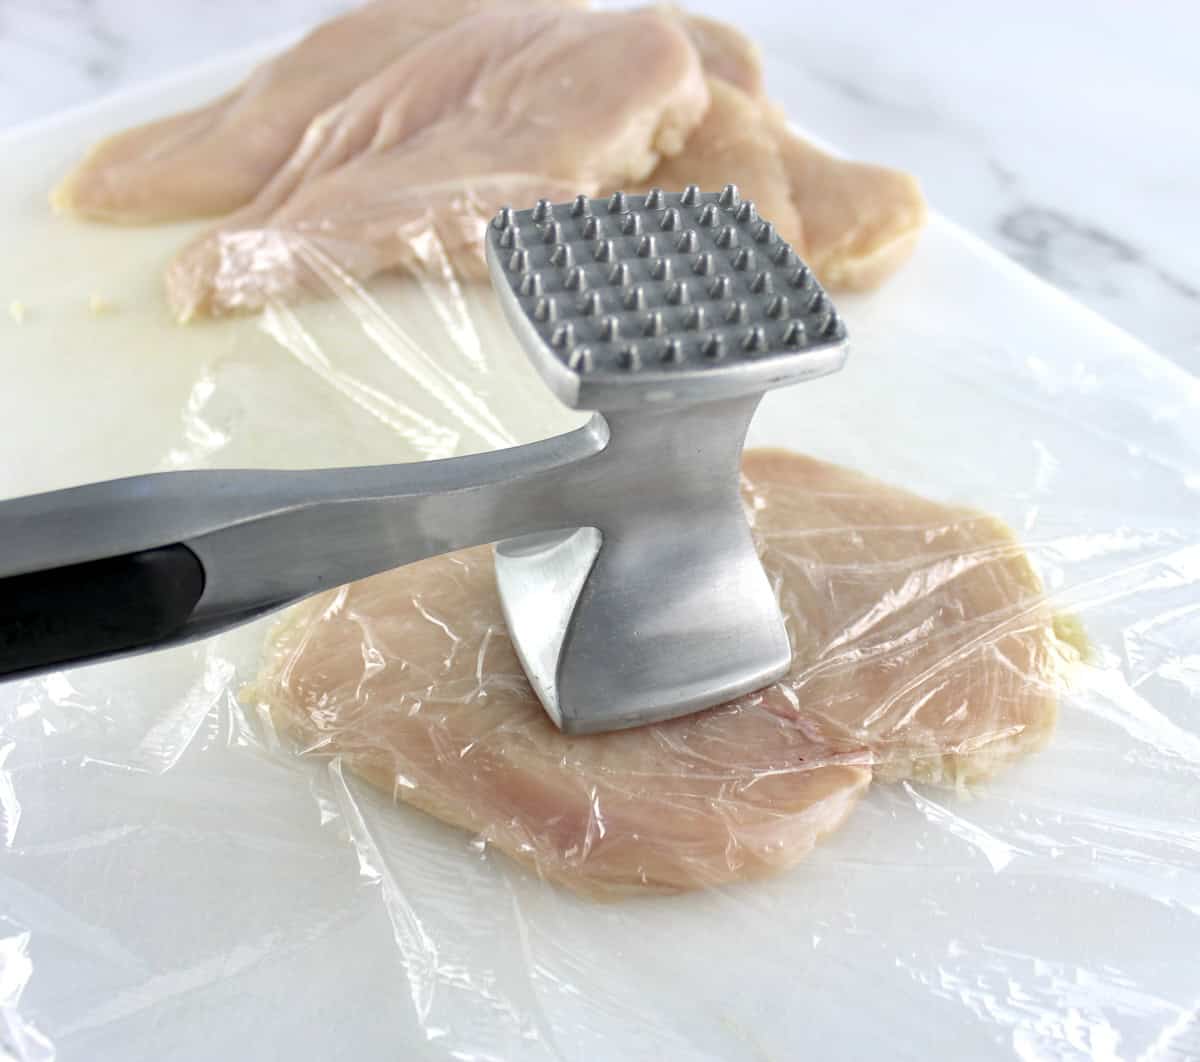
[165,5,709,319]
[250,450,1079,897]
[52,2,928,316]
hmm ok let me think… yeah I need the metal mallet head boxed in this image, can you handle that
[486,184,849,733]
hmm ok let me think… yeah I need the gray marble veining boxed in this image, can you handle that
[0,0,1195,373]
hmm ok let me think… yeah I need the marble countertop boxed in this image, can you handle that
[0,0,1196,373]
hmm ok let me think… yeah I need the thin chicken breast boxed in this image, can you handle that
[166,6,708,319]
[51,0,579,223]
[252,450,1077,897]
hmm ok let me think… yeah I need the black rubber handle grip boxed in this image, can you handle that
[0,544,205,678]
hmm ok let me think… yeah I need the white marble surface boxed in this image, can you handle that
[0,0,1196,372]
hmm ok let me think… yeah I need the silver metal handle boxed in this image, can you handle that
[0,416,609,674]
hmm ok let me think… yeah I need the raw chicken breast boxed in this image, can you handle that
[771,118,928,292]
[166,6,708,319]
[644,15,928,291]
[52,0,578,222]
[630,77,805,251]
[55,2,926,308]
[253,450,1076,897]
[744,450,1073,784]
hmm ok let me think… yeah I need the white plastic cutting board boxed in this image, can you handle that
[1,39,1198,1062]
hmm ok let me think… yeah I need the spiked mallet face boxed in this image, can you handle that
[490,185,845,415]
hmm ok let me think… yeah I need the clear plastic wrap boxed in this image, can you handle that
[3,35,1200,1062]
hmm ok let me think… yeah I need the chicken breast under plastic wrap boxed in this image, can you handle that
[166,6,708,319]
[252,450,1077,897]
[745,450,1073,784]
[51,0,579,222]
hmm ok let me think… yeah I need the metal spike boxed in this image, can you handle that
[772,244,792,266]
[707,274,731,300]
[607,191,627,213]
[636,234,656,258]
[593,239,615,263]
[790,264,812,288]
[549,243,572,267]
[550,322,574,349]
[498,227,519,250]
[666,280,690,305]
[564,266,586,291]
[650,257,672,281]
[643,311,665,337]
[753,221,776,244]
[660,207,681,231]
[749,271,773,294]
[822,310,842,337]
[518,272,543,297]
[623,287,647,311]
[675,229,698,253]
[541,221,563,244]
[661,337,684,363]
[807,290,827,314]
[718,183,739,208]
[492,206,514,229]
[680,184,701,206]
[701,332,725,359]
[570,194,590,217]
[618,344,641,370]
[532,199,553,222]
[692,252,715,275]
[731,248,755,271]
[581,215,601,239]
[725,300,748,324]
[579,291,602,316]
[742,326,767,354]
[508,249,528,273]
[608,261,632,286]
[782,320,806,347]
[684,305,706,330]
[567,347,593,373]
[715,225,738,249]
[621,212,642,235]
[532,297,555,322]
[698,203,719,227]
[766,294,789,319]
[598,315,620,341]
[734,200,758,225]
[645,187,666,210]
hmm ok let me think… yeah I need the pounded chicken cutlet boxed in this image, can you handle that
[745,450,1070,784]
[166,6,708,319]
[253,450,1075,897]
[52,0,580,222]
